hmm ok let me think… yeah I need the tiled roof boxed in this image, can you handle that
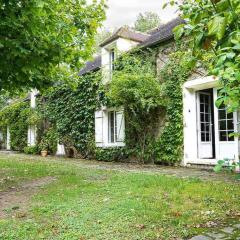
[79,17,184,76]
[139,17,184,48]
[79,55,101,76]
[99,27,149,47]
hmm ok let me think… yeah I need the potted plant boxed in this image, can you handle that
[39,140,48,157]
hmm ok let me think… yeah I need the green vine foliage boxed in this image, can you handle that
[95,147,128,162]
[107,51,165,163]
[43,71,102,158]
[155,52,193,165]
[0,101,29,151]
[0,47,193,164]
[173,0,240,112]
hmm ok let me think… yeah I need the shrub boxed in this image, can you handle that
[95,147,128,162]
[23,145,39,155]
[107,53,164,163]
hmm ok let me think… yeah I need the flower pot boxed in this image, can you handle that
[41,150,48,157]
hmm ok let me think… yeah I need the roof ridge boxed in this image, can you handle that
[99,26,149,47]
[80,17,184,75]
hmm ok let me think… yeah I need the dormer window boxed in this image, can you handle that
[99,27,149,85]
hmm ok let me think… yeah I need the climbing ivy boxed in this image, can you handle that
[0,45,194,164]
[0,101,29,151]
[42,71,102,158]
[107,51,165,163]
[155,52,193,165]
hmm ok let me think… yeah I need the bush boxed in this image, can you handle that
[95,147,128,162]
[0,102,29,151]
[23,145,39,155]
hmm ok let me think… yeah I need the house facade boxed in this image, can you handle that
[1,17,239,166]
[183,77,239,166]
[80,17,239,166]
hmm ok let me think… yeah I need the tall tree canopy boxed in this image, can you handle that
[93,28,112,54]
[173,0,240,111]
[0,0,106,93]
[134,12,161,33]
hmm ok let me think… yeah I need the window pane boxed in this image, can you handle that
[220,131,227,141]
[227,112,233,120]
[206,133,210,142]
[205,124,210,133]
[205,113,210,122]
[205,104,209,113]
[200,114,204,122]
[218,103,226,110]
[227,120,234,130]
[201,123,205,132]
[204,95,209,103]
[219,110,226,120]
[111,50,115,71]
[109,111,115,143]
[201,133,205,142]
[219,120,226,130]
[228,131,234,141]
[200,104,204,113]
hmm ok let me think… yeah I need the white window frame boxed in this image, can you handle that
[109,49,115,73]
[108,111,117,143]
[95,107,125,148]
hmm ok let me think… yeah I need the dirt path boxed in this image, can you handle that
[0,176,56,218]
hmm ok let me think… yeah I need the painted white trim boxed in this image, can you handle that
[56,143,65,156]
[6,126,11,150]
[214,88,238,161]
[30,89,39,108]
[183,76,239,166]
[184,76,219,91]
[186,158,219,165]
[183,88,198,165]
[27,125,37,146]
[95,107,125,148]
[196,91,214,159]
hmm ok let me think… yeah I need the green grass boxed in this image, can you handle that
[0,155,240,239]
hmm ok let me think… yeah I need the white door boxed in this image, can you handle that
[197,92,213,159]
[213,89,238,160]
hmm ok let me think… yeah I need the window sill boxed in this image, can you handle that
[96,142,125,148]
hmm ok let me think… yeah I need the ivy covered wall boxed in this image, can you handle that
[42,71,102,158]
[0,42,194,165]
[0,101,29,151]
[155,52,193,164]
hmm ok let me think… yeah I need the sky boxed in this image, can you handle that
[103,0,179,29]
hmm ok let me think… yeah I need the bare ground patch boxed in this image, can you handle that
[0,176,56,219]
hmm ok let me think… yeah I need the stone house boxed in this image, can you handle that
[3,17,239,166]
[79,17,240,166]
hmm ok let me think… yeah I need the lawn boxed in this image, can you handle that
[0,154,240,240]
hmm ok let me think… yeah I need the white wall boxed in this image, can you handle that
[116,38,139,52]
[28,89,39,146]
[101,38,140,85]
[56,143,65,156]
[30,89,38,108]
[183,76,239,165]
[6,126,11,150]
[28,125,36,146]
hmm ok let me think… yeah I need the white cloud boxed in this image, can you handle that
[103,0,179,29]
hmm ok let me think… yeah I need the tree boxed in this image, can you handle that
[0,0,106,93]
[172,0,240,111]
[93,28,113,54]
[134,12,161,32]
